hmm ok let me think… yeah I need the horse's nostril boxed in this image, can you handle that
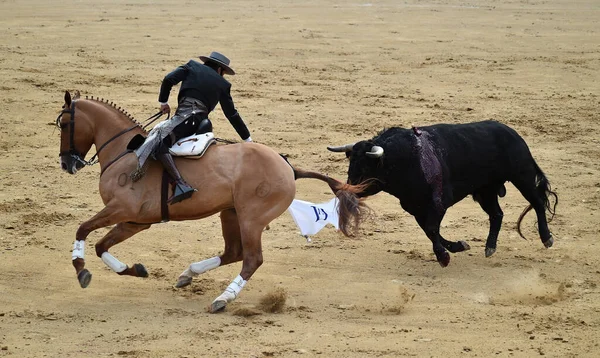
[61,162,67,170]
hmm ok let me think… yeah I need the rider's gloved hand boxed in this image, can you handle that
[159,102,171,115]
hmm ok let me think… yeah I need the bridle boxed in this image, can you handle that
[56,101,165,170]
[56,103,90,167]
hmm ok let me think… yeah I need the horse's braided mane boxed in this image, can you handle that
[84,95,147,133]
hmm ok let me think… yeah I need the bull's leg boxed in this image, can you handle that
[175,209,242,288]
[512,178,553,247]
[94,222,152,277]
[524,197,552,247]
[210,223,264,313]
[439,236,471,253]
[71,205,128,288]
[415,209,450,267]
[473,188,504,257]
[535,202,553,247]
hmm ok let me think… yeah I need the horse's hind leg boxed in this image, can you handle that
[210,222,265,313]
[71,205,128,288]
[94,222,152,277]
[175,209,242,288]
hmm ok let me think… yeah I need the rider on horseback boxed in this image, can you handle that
[156,51,252,204]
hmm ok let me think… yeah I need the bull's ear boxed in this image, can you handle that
[64,91,72,107]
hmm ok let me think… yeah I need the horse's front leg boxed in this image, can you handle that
[72,206,127,288]
[94,222,152,278]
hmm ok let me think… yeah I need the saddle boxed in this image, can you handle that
[169,132,216,158]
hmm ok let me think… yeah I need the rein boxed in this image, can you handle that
[57,103,167,169]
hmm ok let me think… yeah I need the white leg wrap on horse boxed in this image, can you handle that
[214,275,247,303]
[188,256,221,276]
[72,240,85,260]
[101,252,127,273]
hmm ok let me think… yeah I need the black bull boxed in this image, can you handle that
[328,120,557,267]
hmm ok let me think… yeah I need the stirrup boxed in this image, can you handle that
[168,182,197,204]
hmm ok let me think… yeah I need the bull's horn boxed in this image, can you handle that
[327,143,355,152]
[366,145,384,158]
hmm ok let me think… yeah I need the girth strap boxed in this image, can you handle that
[161,170,170,223]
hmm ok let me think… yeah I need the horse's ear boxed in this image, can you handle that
[73,90,81,100]
[64,91,72,107]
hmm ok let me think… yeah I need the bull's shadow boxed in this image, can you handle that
[328,120,557,267]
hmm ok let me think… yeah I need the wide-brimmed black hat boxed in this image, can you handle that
[199,51,235,75]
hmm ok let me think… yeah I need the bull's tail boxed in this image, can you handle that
[516,162,558,239]
[293,168,370,237]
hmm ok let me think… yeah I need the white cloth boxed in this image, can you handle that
[287,198,340,236]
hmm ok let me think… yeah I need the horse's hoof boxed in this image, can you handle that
[485,247,496,258]
[210,300,227,313]
[458,241,471,251]
[175,276,192,288]
[543,235,554,248]
[77,269,92,288]
[134,263,148,278]
[437,252,450,268]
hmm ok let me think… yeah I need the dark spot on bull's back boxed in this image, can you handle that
[414,131,443,211]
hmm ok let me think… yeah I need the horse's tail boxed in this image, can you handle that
[516,161,558,239]
[293,168,370,237]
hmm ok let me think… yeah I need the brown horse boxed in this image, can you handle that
[56,91,366,312]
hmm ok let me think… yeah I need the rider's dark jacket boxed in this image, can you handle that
[158,60,250,140]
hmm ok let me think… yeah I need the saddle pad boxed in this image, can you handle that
[169,132,216,158]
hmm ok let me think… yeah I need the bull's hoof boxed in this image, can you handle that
[210,299,227,313]
[437,252,450,268]
[134,263,148,278]
[543,235,554,248]
[458,241,471,251]
[485,247,496,258]
[175,276,193,288]
[77,269,92,288]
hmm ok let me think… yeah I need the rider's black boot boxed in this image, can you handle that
[157,153,197,204]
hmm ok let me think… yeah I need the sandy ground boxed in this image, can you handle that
[1,0,599,357]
